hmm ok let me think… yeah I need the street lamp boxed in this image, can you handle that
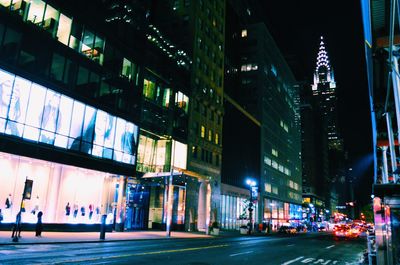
[245,178,257,234]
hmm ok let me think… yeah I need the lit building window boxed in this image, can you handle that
[175,91,189,113]
[215,133,219,145]
[264,156,271,166]
[272,148,278,157]
[208,130,212,141]
[265,183,272,193]
[240,63,258,72]
[241,29,247,37]
[201,126,205,138]
[272,187,278,195]
[272,160,278,169]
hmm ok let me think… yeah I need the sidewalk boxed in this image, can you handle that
[0,230,212,245]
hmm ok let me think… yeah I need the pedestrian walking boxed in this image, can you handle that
[11,212,22,238]
[35,211,43,237]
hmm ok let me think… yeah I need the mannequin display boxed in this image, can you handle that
[5,194,12,209]
[89,204,93,220]
[31,196,39,215]
[73,204,78,218]
[65,202,71,216]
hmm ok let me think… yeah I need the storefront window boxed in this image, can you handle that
[121,58,139,83]
[175,91,189,113]
[42,3,59,36]
[68,21,83,51]
[81,29,94,58]
[93,35,104,65]
[143,79,156,101]
[0,0,11,8]
[163,88,171,108]
[0,152,122,224]
[172,186,185,225]
[0,67,138,165]
[56,14,72,46]
[27,0,45,25]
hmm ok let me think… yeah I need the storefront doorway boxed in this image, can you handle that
[124,183,149,230]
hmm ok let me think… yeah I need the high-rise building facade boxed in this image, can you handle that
[303,36,346,217]
[156,0,226,229]
[311,37,341,151]
[222,4,303,230]
[0,0,214,233]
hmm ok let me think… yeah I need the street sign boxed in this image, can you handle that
[251,186,258,201]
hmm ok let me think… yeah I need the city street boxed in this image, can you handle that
[0,233,365,265]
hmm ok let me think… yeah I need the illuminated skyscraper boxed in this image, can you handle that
[311,36,342,151]
[302,36,347,216]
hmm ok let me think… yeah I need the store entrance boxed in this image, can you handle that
[124,184,149,230]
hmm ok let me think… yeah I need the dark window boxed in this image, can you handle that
[63,58,76,86]
[0,23,5,46]
[50,53,65,81]
[1,27,22,64]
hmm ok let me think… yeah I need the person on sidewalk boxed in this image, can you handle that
[35,211,43,237]
[11,212,22,238]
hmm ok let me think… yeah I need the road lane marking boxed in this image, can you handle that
[287,244,295,246]
[325,245,335,249]
[281,256,304,265]
[314,259,331,264]
[52,244,229,264]
[230,251,254,257]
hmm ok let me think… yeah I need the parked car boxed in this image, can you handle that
[278,226,297,234]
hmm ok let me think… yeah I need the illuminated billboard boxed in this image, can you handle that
[0,68,138,165]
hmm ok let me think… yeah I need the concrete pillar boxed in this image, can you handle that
[197,180,207,231]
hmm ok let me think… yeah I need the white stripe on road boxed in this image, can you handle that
[326,245,335,249]
[287,244,295,246]
[281,256,304,265]
[230,251,254,257]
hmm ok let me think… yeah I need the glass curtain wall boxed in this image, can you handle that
[0,68,139,165]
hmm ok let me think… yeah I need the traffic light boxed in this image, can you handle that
[23,179,33,200]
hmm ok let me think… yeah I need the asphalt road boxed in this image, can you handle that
[0,233,365,265]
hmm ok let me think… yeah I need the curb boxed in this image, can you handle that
[0,236,214,246]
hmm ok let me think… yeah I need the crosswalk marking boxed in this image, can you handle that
[281,256,304,265]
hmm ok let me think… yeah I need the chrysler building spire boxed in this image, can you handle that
[312,36,336,91]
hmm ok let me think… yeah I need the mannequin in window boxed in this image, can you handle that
[89,204,94,220]
[39,93,61,144]
[31,196,39,215]
[5,194,12,209]
[65,202,71,216]
[73,204,78,218]
[0,78,21,136]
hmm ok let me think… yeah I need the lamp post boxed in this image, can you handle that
[245,178,257,234]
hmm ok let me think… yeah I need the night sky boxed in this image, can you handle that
[261,1,373,206]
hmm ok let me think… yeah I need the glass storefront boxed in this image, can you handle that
[0,152,124,225]
[263,198,302,230]
[221,194,259,230]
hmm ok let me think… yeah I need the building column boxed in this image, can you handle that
[197,180,210,232]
